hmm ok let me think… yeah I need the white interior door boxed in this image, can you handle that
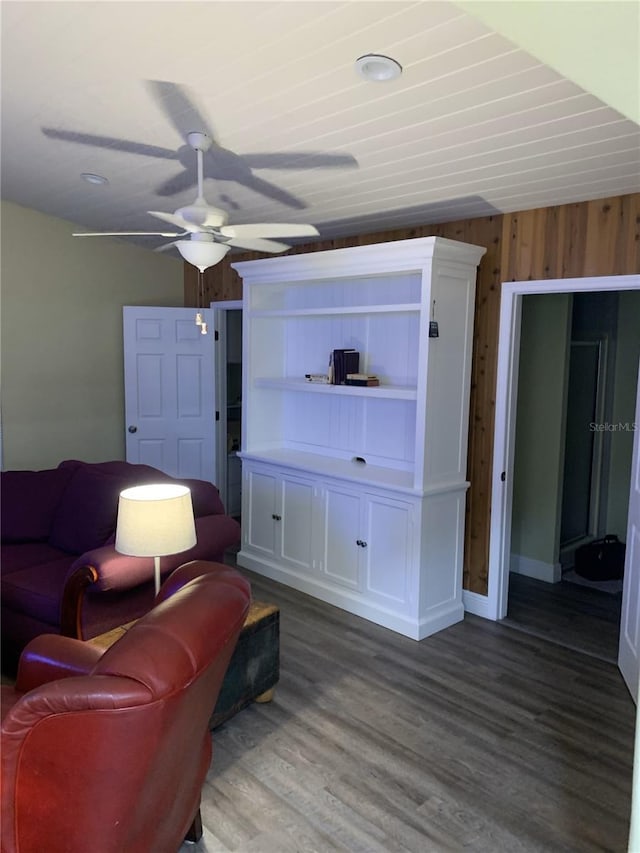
[123,306,215,482]
[618,358,640,702]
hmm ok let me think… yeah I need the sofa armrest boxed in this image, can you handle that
[68,514,241,593]
[60,514,241,639]
[15,635,103,693]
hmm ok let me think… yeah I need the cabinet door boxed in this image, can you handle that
[321,484,362,590]
[279,473,316,573]
[361,494,415,611]
[243,466,278,558]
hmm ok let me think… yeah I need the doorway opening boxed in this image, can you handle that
[212,301,242,520]
[486,274,640,693]
[503,290,632,662]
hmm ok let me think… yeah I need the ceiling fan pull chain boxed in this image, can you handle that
[195,269,207,334]
[195,270,202,319]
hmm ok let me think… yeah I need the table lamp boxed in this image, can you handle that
[115,483,196,594]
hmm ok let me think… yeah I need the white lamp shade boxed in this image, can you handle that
[176,240,230,272]
[115,484,196,557]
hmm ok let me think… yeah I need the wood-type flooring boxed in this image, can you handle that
[503,572,623,664]
[182,567,636,853]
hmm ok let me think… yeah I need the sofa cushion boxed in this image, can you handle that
[1,542,71,576]
[1,557,72,625]
[49,466,129,555]
[1,467,76,544]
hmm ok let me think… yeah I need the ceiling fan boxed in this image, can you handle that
[72,132,320,272]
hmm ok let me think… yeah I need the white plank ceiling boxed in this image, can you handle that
[1,1,638,250]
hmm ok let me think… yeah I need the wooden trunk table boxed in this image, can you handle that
[88,600,280,729]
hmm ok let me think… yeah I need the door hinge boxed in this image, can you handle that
[216,411,220,421]
[214,330,219,341]
[501,471,506,482]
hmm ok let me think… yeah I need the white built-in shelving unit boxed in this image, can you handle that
[233,236,486,639]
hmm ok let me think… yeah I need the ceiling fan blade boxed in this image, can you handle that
[73,231,181,237]
[200,212,225,228]
[148,211,201,232]
[220,223,319,240]
[174,201,227,231]
[225,237,291,254]
[42,128,178,160]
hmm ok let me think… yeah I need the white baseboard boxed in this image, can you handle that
[510,553,562,583]
[236,550,463,641]
[463,589,494,620]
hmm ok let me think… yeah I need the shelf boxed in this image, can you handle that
[240,449,417,493]
[254,377,417,400]
[249,303,421,318]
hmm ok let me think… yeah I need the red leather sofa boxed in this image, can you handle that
[1,459,241,669]
[1,561,251,853]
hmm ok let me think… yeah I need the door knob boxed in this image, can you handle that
[128,425,138,434]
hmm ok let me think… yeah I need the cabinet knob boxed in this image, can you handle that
[272,514,282,521]
[127,425,137,434]
[356,539,368,547]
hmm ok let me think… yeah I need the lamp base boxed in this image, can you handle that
[154,555,161,596]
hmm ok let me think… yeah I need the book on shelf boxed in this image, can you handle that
[345,373,380,387]
[330,349,360,385]
[305,374,330,383]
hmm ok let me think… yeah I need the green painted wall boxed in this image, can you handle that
[511,293,571,565]
[1,201,183,470]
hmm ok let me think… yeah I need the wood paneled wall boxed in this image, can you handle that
[185,193,640,596]
[501,194,640,281]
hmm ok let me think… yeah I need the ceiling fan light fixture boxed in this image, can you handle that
[81,172,109,186]
[355,54,402,82]
[175,240,230,273]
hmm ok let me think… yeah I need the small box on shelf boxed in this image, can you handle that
[345,373,380,387]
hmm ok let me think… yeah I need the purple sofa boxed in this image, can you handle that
[1,459,241,669]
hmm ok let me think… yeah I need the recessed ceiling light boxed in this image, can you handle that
[81,173,109,186]
[355,54,402,82]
